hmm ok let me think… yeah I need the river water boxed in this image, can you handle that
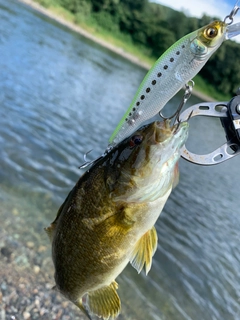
[1,1,240,319]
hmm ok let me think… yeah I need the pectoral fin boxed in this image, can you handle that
[87,281,121,320]
[130,226,158,275]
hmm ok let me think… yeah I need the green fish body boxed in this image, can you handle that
[46,120,189,319]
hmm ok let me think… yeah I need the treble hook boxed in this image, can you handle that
[224,1,240,25]
[79,150,93,168]
[159,80,194,123]
[173,109,194,134]
[79,149,105,169]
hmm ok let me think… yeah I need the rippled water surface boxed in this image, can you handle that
[1,1,240,319]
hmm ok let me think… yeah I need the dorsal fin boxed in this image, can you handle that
[44,222,57,242]
[130,226,158,275]
[87,281,121,320]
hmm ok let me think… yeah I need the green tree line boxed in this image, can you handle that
[39,0,240,96]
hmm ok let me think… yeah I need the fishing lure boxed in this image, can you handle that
[108,12,240,147]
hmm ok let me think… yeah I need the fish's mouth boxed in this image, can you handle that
[154,120,188,143]
[154,120,172,143]
[172,120,189,135]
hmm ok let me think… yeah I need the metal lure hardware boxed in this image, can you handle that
[159,80,194,124]
[178,91,240,165]
[224,1,240,25]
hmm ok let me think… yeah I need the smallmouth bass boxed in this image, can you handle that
[45,120,189,319]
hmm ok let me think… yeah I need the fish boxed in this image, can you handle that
[108,20,240,147]
[45,119,189,319]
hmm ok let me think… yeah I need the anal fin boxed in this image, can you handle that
[87,281,121,320]
[130,226,158,275]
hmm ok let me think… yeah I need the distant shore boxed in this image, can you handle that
[18,0,215,102]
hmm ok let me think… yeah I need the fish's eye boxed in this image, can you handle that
[205,27,218,39]
[129,135,143,147]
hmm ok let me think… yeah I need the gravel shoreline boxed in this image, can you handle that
[17,0,215,102]
[0,194,85,320]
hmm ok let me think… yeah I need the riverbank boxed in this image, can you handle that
[17,0,216,102]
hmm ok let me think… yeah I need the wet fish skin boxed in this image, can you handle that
[45,120,189,319]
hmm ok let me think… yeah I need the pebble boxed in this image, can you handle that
[45,283,53,290]
[38,245,47,252]
[12,208,19,215]
[26,242,34,249]
[32,288,38,295]
[33,265,40,274]
[0,247,12,260]
[23,311,31,319]
[34,298,40,308]
[1,282,7,291]
[40,308,48,316]
[61,301,69,308]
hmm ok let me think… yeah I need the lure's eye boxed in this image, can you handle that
[129,135,143,147]
[205,27,218,39]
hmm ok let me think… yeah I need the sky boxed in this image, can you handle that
[154,0,240,40]
[155,0,240,21]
